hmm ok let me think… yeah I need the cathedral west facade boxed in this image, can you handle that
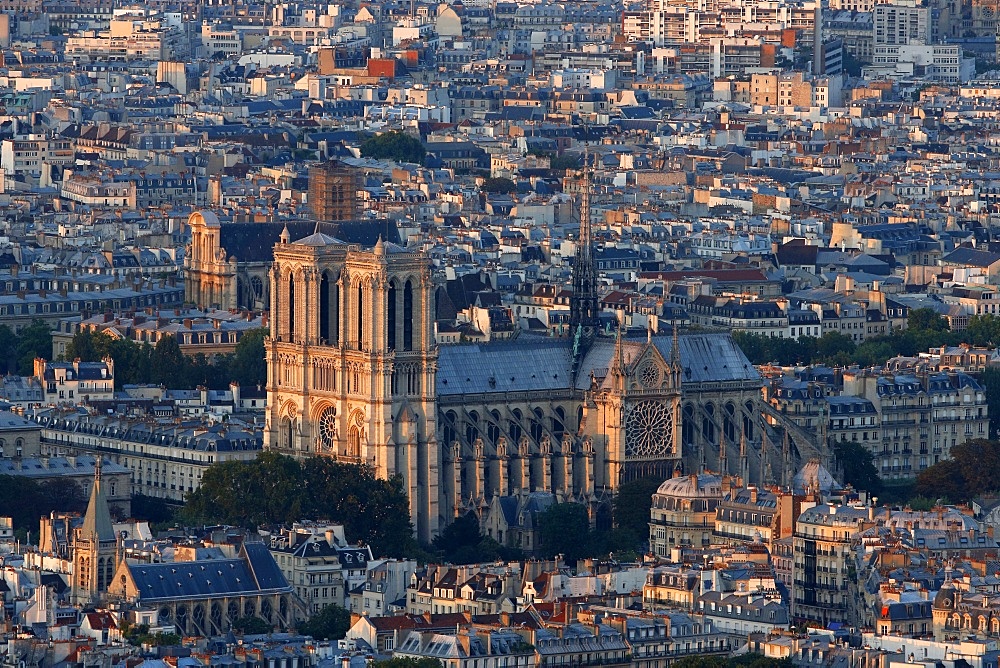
[262,183,771,542]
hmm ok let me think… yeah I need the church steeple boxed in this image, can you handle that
[570,147,598,340]
[73,457,118,605]
[81,458,115,544]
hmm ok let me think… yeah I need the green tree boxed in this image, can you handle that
[908,307,948,332]
[15,319,53,375]
[481,177,517,194]
[815,331,856,360]
[181,454,418,557]
[612,477,661,550]
[232,328,267,387]
[550,155,581,171]
[298,604,350,640]
[359,131,426,165]
[0,324,15,374]
[914,458,970,504]
[537,502,593,561]
[833,440,881,496]
[950,438,1000,497]
[64,330,115,362]
[232,616,273,635]
[300,457,416,557]
[981,367,1000,438]
[150,335,186,387]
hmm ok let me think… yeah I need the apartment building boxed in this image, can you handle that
[0,135,74,178]
[34,358,115,405]
[791,503,872,626]
[266,522,372,614]
[843,369,989,478]
[30,409,262,501]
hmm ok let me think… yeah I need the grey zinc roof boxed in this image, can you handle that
[128,559,263,601]
[437,340,575,396]
[437,332,759,397]
[128,543,290,601]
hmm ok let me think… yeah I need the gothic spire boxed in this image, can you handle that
[81,457,115,544]
[570,146,598,339]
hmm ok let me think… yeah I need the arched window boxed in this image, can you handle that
[348,426,361,458]
[320,273,330,343]
[356,283,364,347]
[403,280,414,351]
[387,281,397,350]
[287,276,296,343]
[331,278,339,345]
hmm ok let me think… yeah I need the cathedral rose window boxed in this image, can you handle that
[625,400,674,459]
[319,407,337,450]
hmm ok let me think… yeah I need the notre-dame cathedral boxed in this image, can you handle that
[262,173,770,542]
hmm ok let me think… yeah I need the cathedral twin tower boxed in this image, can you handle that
[265,229,440,540]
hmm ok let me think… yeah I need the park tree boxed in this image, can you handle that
[232,328,267,387]
[537,502,593,561]
[231,616,272,635]
[150,335,186,386]
[298,604,350,640]
[481,177,517,194]
[181,454,417,557]
[612,477,661,549]
[833,440,882,496]
[360,131,426,165]
[15,319,53,375]
[908,307,949,332]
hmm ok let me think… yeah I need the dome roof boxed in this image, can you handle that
[655,473,723,499]
[792,460,841,495]
[933,581,958,610]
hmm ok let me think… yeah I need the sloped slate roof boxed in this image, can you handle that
[437,340,574,396]
[127,542,290,601]
[218,220,400,263]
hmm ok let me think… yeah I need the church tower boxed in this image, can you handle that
[264,231,440,542]
[72,459,118,605]
[569,153,599,350]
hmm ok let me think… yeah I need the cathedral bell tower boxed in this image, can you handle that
[72,459,119,605]
[264,231,440,542]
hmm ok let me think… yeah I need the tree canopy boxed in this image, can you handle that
[611,477,661,551]
[179,452,416,557]
[61,329,266,390]
[15,319,52,375]
[537,502,594,561]
[431,512,518,564]
[0,475,88,538]
[833,441,882,496]
[297,604,351,640]
[360,131,426,165]
[915,438,1000,504]
[231,616,273,635]
[481,177,517,194]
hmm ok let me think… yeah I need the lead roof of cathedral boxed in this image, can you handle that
[435,332,760,397]
[217,220,400,263]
